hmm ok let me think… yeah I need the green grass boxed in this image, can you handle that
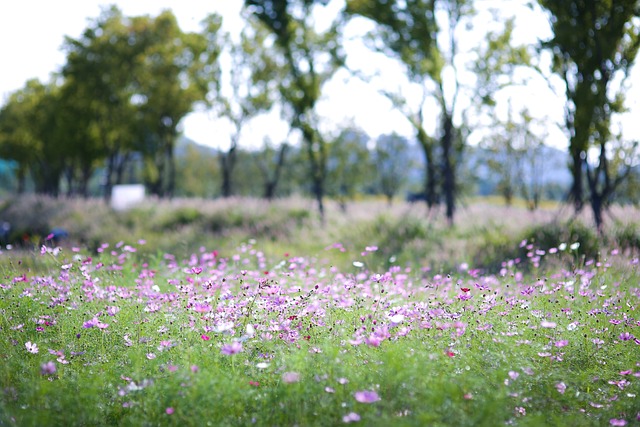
[0,228,639,426]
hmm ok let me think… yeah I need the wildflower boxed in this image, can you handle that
[221,341,243,355]
[365,334,382,347]
[325,387,335,393]
[40,361,56,375]
[249,381,260,387]
[555,340,569,348]
[388,314,405,324]
[166,407,174,415]
[343,412,361,423]
[610,419,627,426]
[282,372,301,383]
[541,320,557,329]
[619,332,634,341]
[337,377,349,385]
[556,382,566,394]
[256,362,269,369]
[146,353,156,360]
[158,340,173,351]
[354,390,380,403]
[508,371,519,380]
[25,341,38,354]
[569,242,580,251]
[83,317,99,329]
[515,406,526,416]
[106,306,120,316]
[191,365,199,373]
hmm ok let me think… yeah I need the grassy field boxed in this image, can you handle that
[0,197,639,426]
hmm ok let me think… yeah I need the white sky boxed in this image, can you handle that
[1,1,639,152]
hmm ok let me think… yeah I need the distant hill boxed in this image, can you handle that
[175,135,219,158]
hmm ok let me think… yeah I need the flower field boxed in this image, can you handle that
[1,233,639,426]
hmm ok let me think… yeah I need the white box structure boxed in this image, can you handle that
[111,184,145,211]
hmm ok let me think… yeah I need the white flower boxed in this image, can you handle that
[25,341,39,354]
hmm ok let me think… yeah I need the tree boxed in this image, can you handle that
[374,133,415,205]
[0,79,66,195]
[244,0,344,220]
[346,0,473,225]
[255,137,290,201]
[62,6,142,200]
[325,127,372,211]
[480,106,546,209]
[131,11,214,197]
[539,0,640,229]
[63,7,215,199]
[198,16,278,198]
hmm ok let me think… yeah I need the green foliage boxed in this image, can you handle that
[245,0,344,218]
[1,225,639,425]
[539,0,640,224]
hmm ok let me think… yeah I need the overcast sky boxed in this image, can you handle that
[1,1,639,152]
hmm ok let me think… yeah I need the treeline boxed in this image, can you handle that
[0,1,639,229]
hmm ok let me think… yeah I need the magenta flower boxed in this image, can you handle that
[40,361,56,375]
[343,412,361,423]
[354,390,380,403]
[201,334,210,341]
[25,341,39,354]
[83,317,99,329]
[166,407,175,415]
[221,341,243,356]
[555,340,569,348]
[618,332,634,341]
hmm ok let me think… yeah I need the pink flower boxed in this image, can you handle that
[365,334,382,347]
[282,372,301,383]
[25,341,38,354]
[166,407,174,415]
[221,341,243,356]
[556,382,566,394]
[40,361,56,375]
[508,371,519,380]
[555,340,569,348]
[146,353,156,360]
[106,306,120,316]
[201,334,210,341]
[541,320,557,329]
[610,419,627,426]
[343,412,361,423]
[354,390,380,403]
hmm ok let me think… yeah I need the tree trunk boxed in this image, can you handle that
[166,142,175,198]
[441,113,455,226]
[417,127,437,208]
[569,149,584,212]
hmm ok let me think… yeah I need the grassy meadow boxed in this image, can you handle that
[0,196,639,426]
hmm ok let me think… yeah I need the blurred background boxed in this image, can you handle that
[0,0,639,266]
